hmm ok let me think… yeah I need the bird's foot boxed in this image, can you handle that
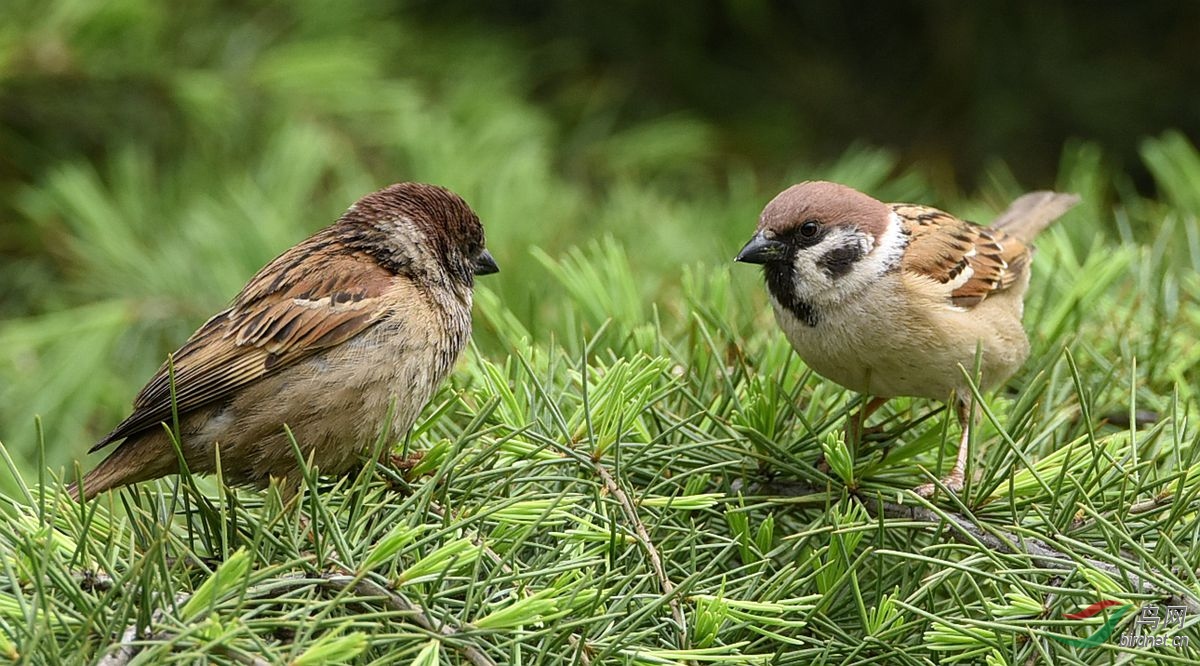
[374,451,426,492]
[387,451,425,475]
[913,468,964,498]
[914,396,972,498]
[814,454,831,474]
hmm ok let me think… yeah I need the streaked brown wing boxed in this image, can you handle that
[894,203,1031,308]
[92,230,395,451]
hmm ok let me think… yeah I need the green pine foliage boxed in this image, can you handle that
[2,2,1199,664]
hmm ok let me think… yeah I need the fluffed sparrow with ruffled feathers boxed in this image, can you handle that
[72,182,499,500]
[736,181,1078,496]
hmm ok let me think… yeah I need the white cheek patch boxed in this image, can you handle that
[376,215,425,249]
[789,239,838,292]
[855,211,907,277]
[790,213,907,305]
[373,215,446,275]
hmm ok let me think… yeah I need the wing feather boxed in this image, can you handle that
[894,204,1032,309]
[92,230,396,451]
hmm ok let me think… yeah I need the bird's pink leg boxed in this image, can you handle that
[915,397,971,497]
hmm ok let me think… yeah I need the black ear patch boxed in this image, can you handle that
[817,242,864,278]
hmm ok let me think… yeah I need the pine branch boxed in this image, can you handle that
[313,574,497,666]
[97,592,271,666]
[593,459,689,648]
[760,480,1200,613]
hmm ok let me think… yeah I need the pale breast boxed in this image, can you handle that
[770,272,1030,400]
[331,299,472,439]
[199,294,473,484]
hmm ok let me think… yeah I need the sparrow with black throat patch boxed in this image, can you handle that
[735,181,1078,496]
[71,182,499,501]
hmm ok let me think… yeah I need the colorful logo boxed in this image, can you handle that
[1052,600,1132,648]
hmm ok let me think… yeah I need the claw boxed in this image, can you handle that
[387,451,425,473]
[913,469,965,498]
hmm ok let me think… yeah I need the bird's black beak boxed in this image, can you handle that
[474,249,500,276]
[735,233,787,264]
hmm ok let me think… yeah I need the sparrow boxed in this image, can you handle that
[70,182,499,501]
[735,181,1079,496]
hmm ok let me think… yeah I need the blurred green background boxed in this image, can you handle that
[2,0,1198,485]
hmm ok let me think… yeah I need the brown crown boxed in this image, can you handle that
[347,182,484,256]
[759,181,890,239]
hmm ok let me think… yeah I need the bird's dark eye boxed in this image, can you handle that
[799,220,821,238]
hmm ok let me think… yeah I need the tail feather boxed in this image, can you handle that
[69,435,175,501]
[990,191,1081,242]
